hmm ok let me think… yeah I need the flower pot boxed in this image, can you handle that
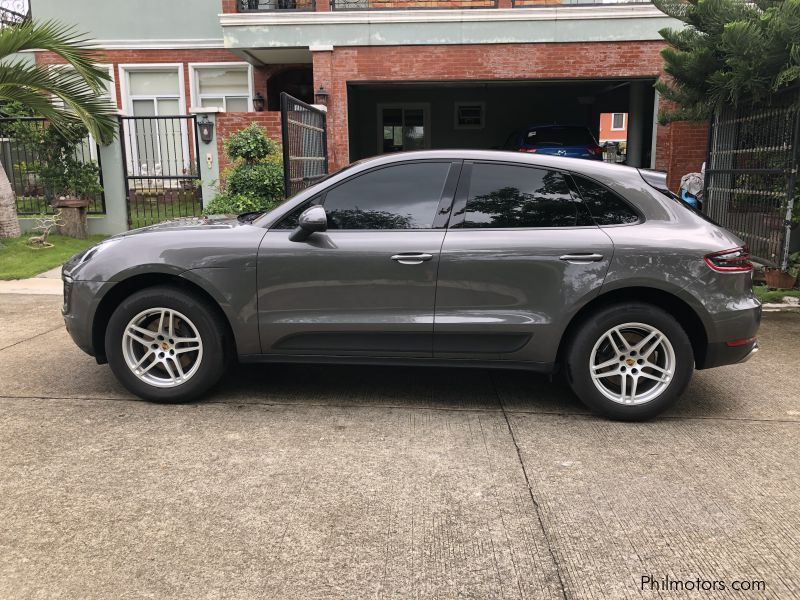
[764,268,797,290]
[52,196,91,209]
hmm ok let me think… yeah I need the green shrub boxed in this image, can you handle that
[225,153,283,201]
[203,193,280,216]
[204,125,284,216]
[223,124,279,164]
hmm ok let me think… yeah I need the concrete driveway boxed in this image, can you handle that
[0,293,798,599]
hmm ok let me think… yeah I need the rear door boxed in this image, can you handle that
[257,160,460,358]
[433,161,613,366]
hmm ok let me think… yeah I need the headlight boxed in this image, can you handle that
[63,238,122,276]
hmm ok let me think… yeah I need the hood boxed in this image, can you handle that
[113,215,243,238]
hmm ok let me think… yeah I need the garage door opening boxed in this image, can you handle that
[347,79,656,168]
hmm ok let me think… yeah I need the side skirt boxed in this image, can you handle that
[237,353,555,374]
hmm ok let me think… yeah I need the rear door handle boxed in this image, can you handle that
[391,253,433,265]
[559,253,605,263]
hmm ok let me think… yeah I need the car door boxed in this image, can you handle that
[434,161,614,365]
[257,160,460,358]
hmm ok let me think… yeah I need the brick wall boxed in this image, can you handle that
[654,120,709,192]
[216,111,283,173]
[314,41,667,171]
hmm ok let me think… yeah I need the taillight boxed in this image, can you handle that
[588,145,603,157]
[704,247,753,273]
[518,148,537,153]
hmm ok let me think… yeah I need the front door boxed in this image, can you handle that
[257,160,459,357]
[434,161,614,365]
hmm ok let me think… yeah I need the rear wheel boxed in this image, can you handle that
[105,286,227,402]
[565,303,694,421]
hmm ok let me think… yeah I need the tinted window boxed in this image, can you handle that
[462,164,577,228]
[322,162,449,230]
[526,126,595,147]
[574,176,639,225]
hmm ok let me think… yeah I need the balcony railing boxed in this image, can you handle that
[239,0,315,10]
[330,0,496,8]
[238,0,651,10]
[511,0,650,6]
[0,0,29,27]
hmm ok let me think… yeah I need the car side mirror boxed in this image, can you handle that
[289,205,328,242]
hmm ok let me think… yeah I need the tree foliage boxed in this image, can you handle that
[653,0,800,122]
[204,125,284,216]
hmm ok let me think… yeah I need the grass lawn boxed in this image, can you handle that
[754,284,800,303]
[0,234,107,280]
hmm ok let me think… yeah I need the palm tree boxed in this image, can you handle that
[0,20,117,238]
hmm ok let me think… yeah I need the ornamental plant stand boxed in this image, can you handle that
[53,196,90,239]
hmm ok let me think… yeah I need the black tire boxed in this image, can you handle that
[565,302,694,421]
[105,285,228,402]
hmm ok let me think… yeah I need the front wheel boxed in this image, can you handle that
[565,303,694,421]
[105,286,228,402]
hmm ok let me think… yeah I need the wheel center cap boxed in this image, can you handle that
[626,358,635,366]
[161,342,170,350]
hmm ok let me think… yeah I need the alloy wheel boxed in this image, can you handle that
[121,307,203,388]
[589,322,676,405]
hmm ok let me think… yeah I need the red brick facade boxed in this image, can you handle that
[312,41,670,171]
[36,40,709,192]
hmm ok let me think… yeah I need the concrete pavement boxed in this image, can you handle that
[0,294,798,599]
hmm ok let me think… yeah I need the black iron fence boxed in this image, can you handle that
[280,92,328,198]
[239,0,315,10]
[704,87,800,269]
[118,115,203,229]
[0,117,105,215]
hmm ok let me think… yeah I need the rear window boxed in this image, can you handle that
[573,175,640,225]
[526,126,596,147]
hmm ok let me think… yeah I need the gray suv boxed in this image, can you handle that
[62,150,761,420]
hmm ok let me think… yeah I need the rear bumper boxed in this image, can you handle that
[699,338,759,369]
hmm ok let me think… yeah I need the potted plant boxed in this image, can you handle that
[765,251,800,290]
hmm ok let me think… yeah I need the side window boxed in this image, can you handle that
[573,175,640,225]
[322,162,450,230]
[273,196,322,229]
[462,163,577,228]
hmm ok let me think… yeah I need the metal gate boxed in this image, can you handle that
[704,87,800,269]
[119,115,203,229]
[280,92,328,198]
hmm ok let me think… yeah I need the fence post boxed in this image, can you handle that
[93,136,129,235]
[190,108,220,208]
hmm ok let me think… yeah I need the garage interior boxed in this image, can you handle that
[346,78,657,168]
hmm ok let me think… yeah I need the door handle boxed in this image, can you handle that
[391,253,433,265]
[559,253,605,263]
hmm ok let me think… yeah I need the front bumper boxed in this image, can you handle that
[62,276,106,358]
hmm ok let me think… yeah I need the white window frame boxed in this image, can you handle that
[454,101,485,130]
[118,63,189,178]
[188,62,254,112]
[610,112,626,131]
[376,103,431,154]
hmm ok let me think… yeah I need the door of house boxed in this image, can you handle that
[377,104,430,154]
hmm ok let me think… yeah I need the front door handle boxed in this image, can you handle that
[391,253,433,265]
[559,253,605,263]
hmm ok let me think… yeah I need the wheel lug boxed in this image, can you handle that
[169,339,174,344]
[632,368,638,374]
[619,356,625,361]
[629,351,636,356]
[151,344,157,349]
[637,359,644,364]
[169,349,175,355]
[157,335,164,341]
[158,352,164,358]
[620,366,626,372]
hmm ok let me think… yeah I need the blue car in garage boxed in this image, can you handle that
[503,124,604,160]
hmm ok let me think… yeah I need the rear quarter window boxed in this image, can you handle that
[573,175,640,225]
